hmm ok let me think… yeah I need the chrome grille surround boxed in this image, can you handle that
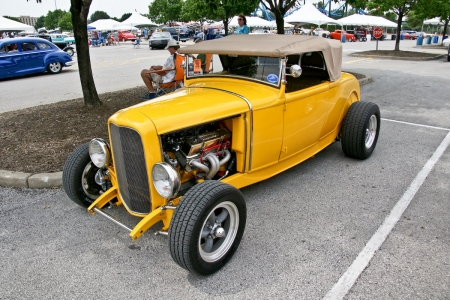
[110,123,151,214]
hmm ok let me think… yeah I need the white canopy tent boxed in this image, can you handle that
[423,17,444,25]
[337,14,397,27]
[115,11,158,30]
[88,19,120,30]
[284,3,342,26]
[0,16,35,32]
[228,16,274,27]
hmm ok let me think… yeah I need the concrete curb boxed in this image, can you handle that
[0,75,372,189]
[349,53,446,61]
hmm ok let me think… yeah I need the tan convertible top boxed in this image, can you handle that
[179,34,343,82]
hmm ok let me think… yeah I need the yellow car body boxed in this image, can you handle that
[63,35,379,274]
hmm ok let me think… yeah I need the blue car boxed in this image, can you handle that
[0,37,74,79]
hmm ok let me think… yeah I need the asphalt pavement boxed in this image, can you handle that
[0,38,449,299]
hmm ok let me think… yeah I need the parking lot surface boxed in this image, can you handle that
[0,38,449,299]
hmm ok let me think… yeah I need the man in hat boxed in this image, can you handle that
[140,39,180,100]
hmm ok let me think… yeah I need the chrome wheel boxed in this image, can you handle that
[81,162,102,200]
[199,201,239,262]
[365,115,378,149]
[47,62,62,74]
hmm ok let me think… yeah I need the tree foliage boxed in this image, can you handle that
[368,0,421,51]
[414,0,450,41]
[34,15,45,29]
[44,9,66,29]
[3,16,21,22]
[90,10,111,23]
[119,13,132,22]
[148,0,183,24]
[59,12,73,31]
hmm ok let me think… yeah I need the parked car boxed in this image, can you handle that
[62,35,380,275]
[163,27,189,42]
[443,37,450,47]
[447,43,450,62]
[329,30,356,42]
[61,34,75,45]
[149,31,172,49]
[0,37,73,79]
[400,30,418,40]
[313,27,330,37]
[118,30,136,42]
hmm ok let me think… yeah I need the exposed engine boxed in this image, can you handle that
[161,121,235,181]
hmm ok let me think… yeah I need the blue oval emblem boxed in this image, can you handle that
[267,74,279,83]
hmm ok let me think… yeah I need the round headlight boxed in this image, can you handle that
[152,163,180,199]
[89,138,111,168]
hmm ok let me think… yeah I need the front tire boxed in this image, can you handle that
[47,62,62,74]
[169,181,246,275]
[62,143,103,207]
[341,101,380,160]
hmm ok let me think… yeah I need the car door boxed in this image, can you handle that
[17,41,44,73]
[280,52,333,160]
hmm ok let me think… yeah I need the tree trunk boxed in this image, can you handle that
[70,0,102,107]
[394,12,404,51]
[442,19,449,45]
[275,14,285,34]
[223,19,229,36]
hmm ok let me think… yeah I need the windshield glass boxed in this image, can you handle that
[152,32,171,38]
[186,55,281,87]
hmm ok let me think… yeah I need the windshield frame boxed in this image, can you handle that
[185,55,282,88]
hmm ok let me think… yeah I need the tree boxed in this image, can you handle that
[59,12,73,31]
[261,0,298,34]
[28,0,102,107]
[44,9,66,30]
[368,0,421,51]
[3,16,21,22]
[148,0,182,24]
[90,10,110,23]
[414,0,450,43]
[34,15,45,30]
[179,0,206,22]
[119,13,132,22]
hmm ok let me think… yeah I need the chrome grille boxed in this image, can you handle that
[110,123,151,214]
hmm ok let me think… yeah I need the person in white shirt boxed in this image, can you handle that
[140,39,179,100]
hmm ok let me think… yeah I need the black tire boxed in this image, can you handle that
[169,181,246,275]
[47,62,62,74]
[341,101,380,160]
[62,143,103,207]
[447,47,450,62]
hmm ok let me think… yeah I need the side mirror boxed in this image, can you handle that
[289,65,302,78]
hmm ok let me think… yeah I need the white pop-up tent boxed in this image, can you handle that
[284,3,342,26]
[88,19,120,30]
[0,16,35,32]
[337,14,397,27]
[423,17,444,25]
[228,16,274,27]
[115,11,158,30]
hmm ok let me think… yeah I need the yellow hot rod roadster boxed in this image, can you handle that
[62,35,380,275]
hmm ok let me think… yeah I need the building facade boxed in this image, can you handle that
[18,16,38,27]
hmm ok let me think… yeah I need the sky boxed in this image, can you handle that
[1,0,337,19]
[1,0,153,19]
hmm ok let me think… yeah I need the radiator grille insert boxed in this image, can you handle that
[110,123,151,214]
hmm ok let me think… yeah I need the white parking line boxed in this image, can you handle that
[324,130,450,300]
[382,118,450,131]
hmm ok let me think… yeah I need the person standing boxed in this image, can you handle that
[143,28,148,40]
[114,30,120,45]
[235,15,249,35]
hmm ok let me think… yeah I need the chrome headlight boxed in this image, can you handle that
[152,163,180,199]
[89,138,111,168]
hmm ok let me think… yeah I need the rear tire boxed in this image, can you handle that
[169,181,246,275]
[341,101,380,160]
